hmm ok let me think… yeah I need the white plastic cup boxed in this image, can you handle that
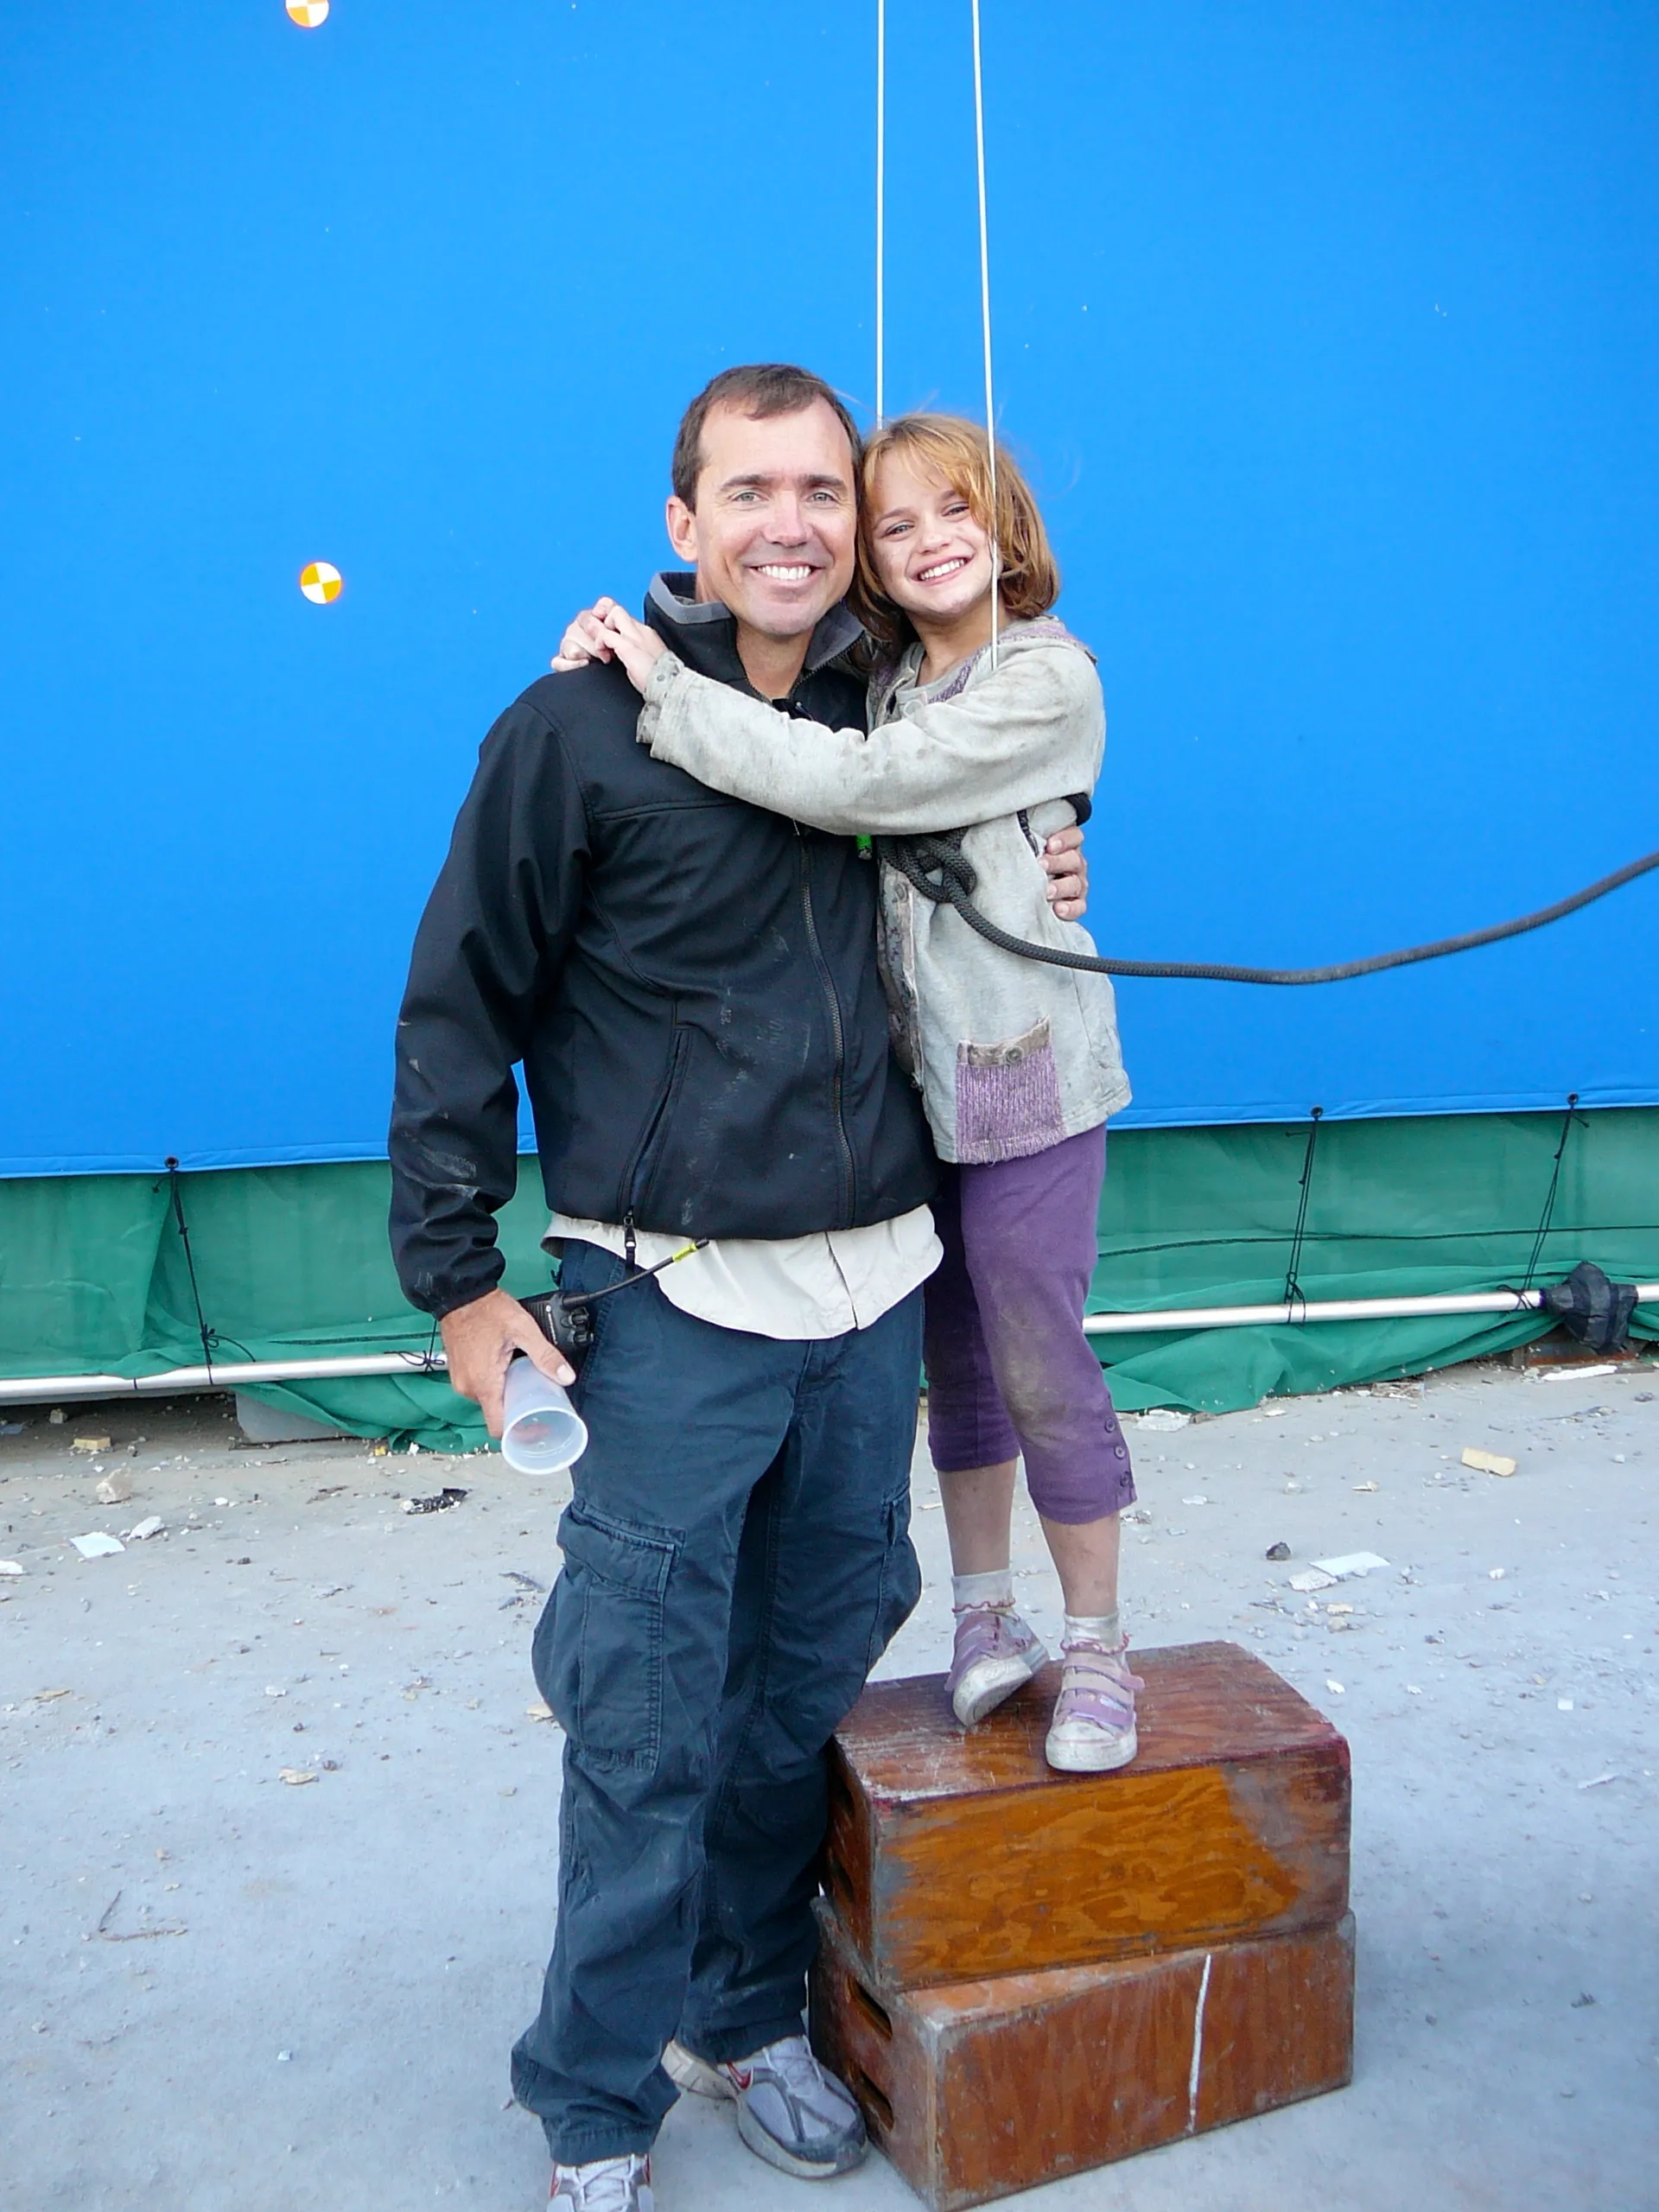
[500,1355,588,1475]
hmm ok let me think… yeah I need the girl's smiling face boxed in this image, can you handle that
[865,451,996,632]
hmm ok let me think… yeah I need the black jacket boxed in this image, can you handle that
[388,575,937,1318]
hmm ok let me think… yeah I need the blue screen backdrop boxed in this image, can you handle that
[3,0,1656,1173]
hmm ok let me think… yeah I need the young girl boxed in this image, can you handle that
[569,415,1141,1773]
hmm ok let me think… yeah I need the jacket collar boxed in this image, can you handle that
[645,572,864,696]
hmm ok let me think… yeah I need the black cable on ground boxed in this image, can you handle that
[878,836,1659,985]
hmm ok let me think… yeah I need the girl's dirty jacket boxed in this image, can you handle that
[639,617,1132,1165]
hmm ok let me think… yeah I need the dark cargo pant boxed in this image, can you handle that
[509,1240,925,2164]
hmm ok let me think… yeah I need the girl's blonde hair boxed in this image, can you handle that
[855,412,1060,649]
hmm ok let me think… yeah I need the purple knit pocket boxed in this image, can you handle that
[955,1018,1066,1164]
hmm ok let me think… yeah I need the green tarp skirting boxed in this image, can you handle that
[1,1109,1654,1448]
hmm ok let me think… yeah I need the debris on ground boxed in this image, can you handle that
[94,1471,134,1505]
[92,1889,188,1942]
[1290,1567,1339,1593]
[278,1767,320,1786]
[1265,1541,1292,1560]
[1135,1408,1192,1433]
[1539,1363,1618,1383]
[525,1700,557,1723]
[69,1532,124,1559]
[1311,1551,1390,1579]
[127,1516,165,1541]
[72,1434,113,1454]
[1462,1447,1518,1477]
[0,1560,24,1577]
[402,1488,469,1515]
[47,1408,66,1424]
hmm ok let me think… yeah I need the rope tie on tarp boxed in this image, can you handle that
[164,1158,218,1381]
[1521,1094,1583,1292]
[1283,1109,1325,1311]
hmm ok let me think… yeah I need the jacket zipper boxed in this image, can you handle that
[795,824,858,1224]
[619,1026,689,1224]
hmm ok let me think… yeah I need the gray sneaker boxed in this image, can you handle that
[947,1602,1047,1726]
[549,2154,652,2211]
[663,2033,867,2178]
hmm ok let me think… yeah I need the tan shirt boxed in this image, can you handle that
[544,1206,941,1342]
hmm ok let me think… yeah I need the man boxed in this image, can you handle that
[389,364,1084,2212]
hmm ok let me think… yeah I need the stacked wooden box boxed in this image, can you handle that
[810,1641,1354,2209]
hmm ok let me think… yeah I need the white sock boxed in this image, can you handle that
[952,1567,1014,1611]
[1063,1610,1121,1649]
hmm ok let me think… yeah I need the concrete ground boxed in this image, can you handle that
[3,1355,1656,2212]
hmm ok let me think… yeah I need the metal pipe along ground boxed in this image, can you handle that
[1,1285,1654,1403]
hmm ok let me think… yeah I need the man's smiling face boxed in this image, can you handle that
[665,397,857,645]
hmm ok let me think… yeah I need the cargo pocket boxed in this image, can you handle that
[955,1015,1066,1164]
[543,1503,679,1774]
[866,1492,923,1671]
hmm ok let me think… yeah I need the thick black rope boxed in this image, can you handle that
[877,835,1659,985]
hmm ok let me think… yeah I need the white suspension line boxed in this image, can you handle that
[875,0,886,425]
[969,0,1000,667]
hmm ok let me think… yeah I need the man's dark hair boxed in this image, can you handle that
[671,364,862,508]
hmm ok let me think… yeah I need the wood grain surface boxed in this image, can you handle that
[826,1642,1350,1986]
[810,1899,1357,2211]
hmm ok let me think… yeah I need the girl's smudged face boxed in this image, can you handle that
[865,453,995,631]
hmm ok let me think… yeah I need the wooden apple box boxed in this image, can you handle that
[810,1898,1357,2211]
[823,1642,1351,1990]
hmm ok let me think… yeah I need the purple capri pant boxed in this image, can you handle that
[923,1122,1136,1526]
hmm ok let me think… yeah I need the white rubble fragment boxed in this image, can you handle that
[1539,1363,1618,1383]
[1289,1568,1339,1593]
[0,1560,24,1577]
[1311,1551,1390,1579]
[1135,1408,1192,1433]
[127,1516,164,1541]
[94,1471,134,1505]
[70,1532,124,1560]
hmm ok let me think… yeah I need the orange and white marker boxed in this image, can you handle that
[286,0,329,27]
[299,561,343,605]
